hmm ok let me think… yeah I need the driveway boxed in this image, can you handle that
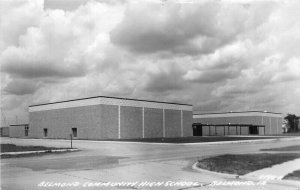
[1,137,300,190]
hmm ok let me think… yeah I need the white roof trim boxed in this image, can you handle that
[29,97,193,112]
[193,112,281,118]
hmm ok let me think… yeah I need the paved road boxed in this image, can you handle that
[1,137,300,190]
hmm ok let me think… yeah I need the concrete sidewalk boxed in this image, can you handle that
[243,158,300,186]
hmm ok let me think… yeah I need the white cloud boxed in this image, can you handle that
[1,0,300,124]
[110,1,275,55]
[0,0,43,51]
[271,57,300,83]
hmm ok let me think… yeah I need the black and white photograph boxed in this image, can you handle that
[1,0,300,189]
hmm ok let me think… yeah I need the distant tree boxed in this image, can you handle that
[284,114,299,132]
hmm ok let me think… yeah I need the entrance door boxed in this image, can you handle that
[249,126,258,135]
[193,124,202,136]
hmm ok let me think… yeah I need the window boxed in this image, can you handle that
[43,128,48,137]
[25,126,29,136]
[72,128,77,137]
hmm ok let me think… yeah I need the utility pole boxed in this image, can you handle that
[1,110,7,127]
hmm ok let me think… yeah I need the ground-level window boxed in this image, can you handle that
[72,128,77,137]
[25,126,29,136]
[43,128,48,137]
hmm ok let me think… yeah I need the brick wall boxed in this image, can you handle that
[144,108,163,138]
[29,104,119,140]
[120,106,143,139]
[29,97,193,139]
[165,109,181,137]
[183,111,193,137]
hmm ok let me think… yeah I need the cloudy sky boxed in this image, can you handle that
[1,0,300,124]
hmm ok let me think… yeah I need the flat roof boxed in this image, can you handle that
[9,124,29,127]
[193,123,265,127]
[193,111,282,115]
[29,95,192,107]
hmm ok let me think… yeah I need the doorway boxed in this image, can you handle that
[249,126,258,135]
[192,123,202,136]
[43,128,48,137]
[72,128,77,137]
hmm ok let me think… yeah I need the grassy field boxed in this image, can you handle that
[261,145,300,152]
[197,153,300,175]
[110,136,284,143]
[280,132,300,136]
[0,143,62,153]
[284,170,300,181]
[0,144,74,159]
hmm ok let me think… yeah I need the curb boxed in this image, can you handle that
[83,136,300,146]
[0,148,79,156]
[67,136,300,146]
[182,136,300,145]
[192,162,300,187]
[192,162,239,178]
[2,136,300,146]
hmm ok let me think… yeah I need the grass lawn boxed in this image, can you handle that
[0,143,63,153]
[108,136,284,143]
[284,170,300,181]
[280,132,300,136]
[0,144,74,159]
[197,153,300,175]
[261,145,300,152]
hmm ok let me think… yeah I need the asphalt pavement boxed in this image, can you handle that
[1,137,300,190]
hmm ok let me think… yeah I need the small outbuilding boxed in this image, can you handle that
[9,124,29,138]
[0,127,9,137]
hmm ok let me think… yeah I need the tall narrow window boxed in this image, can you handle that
[72,128,77,137]
[25,126,29,136]
[43,128,48,137]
